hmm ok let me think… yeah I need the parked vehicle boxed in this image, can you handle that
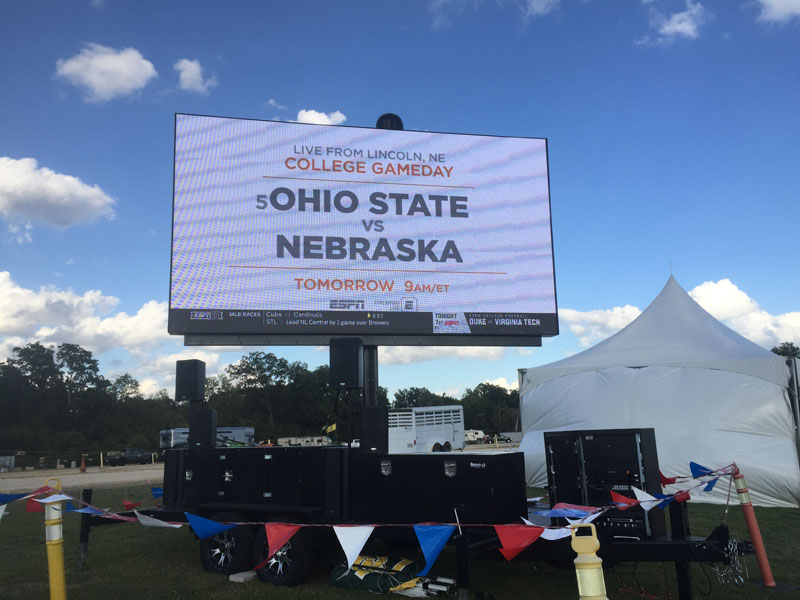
[105,448,152,466]
[464,429,485,443]
[388,405,465,453]
[159,427,255,450]
[276,436,332,447]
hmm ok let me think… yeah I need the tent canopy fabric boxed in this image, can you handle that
[519,277,800,508]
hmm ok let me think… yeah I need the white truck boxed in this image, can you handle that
[388,405,465,453]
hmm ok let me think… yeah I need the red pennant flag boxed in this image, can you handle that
[122,500,142,510]
[25,497,44,513]
[494,525,544,561]
[265,523,301,560]
[610,490,638,511]
[660,471,677,486]
[674,490,691,503]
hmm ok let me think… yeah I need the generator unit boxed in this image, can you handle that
[544,428,666,540]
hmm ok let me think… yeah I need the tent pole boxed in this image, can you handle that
[791,358,800,455]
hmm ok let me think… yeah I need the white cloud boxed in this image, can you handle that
[139,378,161,396]
[485,376,519,391]
[379,346,506,365]
[429,0,558,28]
[558,278,799,351]
[141,349,221,390]
[636,0,708,46]
[0,157,115,228]
[7,222,33,244]
[429,0,481,29]
[560,305,642,347]
[296,109,347,125]
[55,43,157,102]
[266,98,287,110]
[687,278,758,320]
[436,386,463,398]
[0,272,170,361]
[755,0,800,22]
[689,279,800,348]
[174,59,218,94]
[522,0,560,19]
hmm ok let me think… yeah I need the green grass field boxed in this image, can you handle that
[0,484,797,600]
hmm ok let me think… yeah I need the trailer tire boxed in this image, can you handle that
[432,443,442,452]
[253,518,311,586]
[443,442,452,452]
[199,512,254,575]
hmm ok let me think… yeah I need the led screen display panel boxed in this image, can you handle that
[169,114,557,343]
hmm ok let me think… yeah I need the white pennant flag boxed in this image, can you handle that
[333,525,374,570]
[34,494,72,504]
[631,487,659,512]
[566,508,606,525]
[540,527,572,541]
[134,510,183,528]
[0,503,7,524]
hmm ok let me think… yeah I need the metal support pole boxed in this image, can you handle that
[454,533,470,600]
[789,358,800,455]
[669,501,693,600]
[78,488,93,569]
[733,467,775,588]
[43,478,67,600]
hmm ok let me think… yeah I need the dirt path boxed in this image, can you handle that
[0,463,164,493]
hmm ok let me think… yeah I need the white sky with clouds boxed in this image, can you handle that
[1,0,798,401]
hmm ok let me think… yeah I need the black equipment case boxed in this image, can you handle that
[163,445,527,526]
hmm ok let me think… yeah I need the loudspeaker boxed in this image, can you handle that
[189,408,217,448]
[329,338,364,389]
[176,359,205,403]
[359,406,388,452]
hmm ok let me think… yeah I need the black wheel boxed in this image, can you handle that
[432,443,442,452]
[443,442,452,452]
[199,512,255,575]
[253,519,311,586]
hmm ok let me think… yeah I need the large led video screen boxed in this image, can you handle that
[169,113,557,343]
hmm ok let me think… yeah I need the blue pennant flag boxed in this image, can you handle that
[654,493,675,509]
[185,512,237,540]
[61,501,77,512]
[414,525,456,577]
[0,493,28,505]
[65,504,104,515]
[690,462,713,478]
[533,508,590,519]
[151,487,163,499]
[704,477,719,492]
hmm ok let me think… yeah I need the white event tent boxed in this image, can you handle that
[518,276,800,508]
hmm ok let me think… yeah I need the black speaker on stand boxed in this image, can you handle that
[176,359,206,402]
[329,337,364,389]
[175,359,216,448]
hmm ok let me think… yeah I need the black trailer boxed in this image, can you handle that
[155,444,527,585]
[83,443,752,599]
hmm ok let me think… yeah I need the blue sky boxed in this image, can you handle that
[1,0,798,400]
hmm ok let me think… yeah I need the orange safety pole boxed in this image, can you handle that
[732,466,775,588]
[79,454,86,473]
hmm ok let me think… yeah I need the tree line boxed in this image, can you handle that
[0,342,520,452]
